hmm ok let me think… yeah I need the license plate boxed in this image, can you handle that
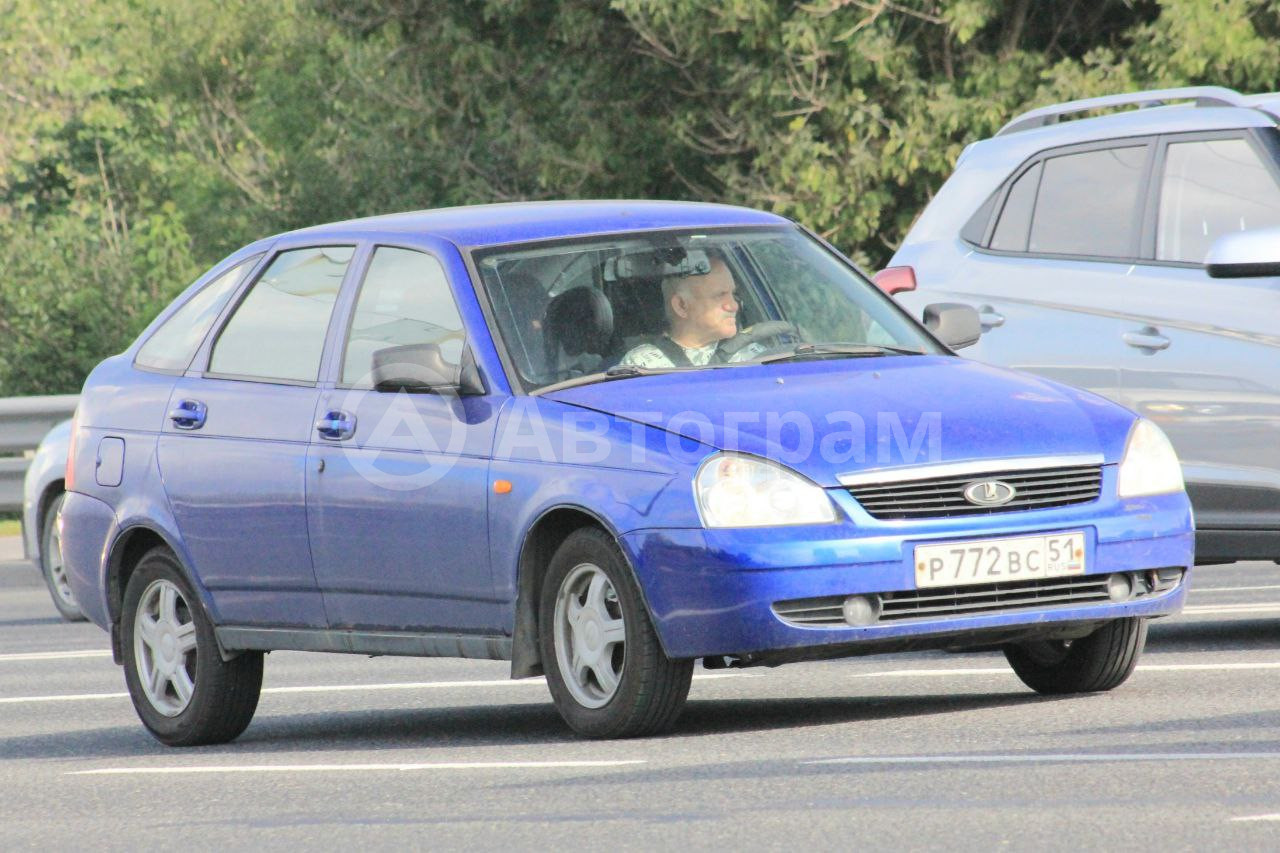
[914,531,1086,589]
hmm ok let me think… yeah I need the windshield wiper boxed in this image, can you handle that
[758,343,924,364]
[535,365,681,394]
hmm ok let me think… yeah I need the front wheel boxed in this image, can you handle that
[120,548,263,746]
[1004,617,1147,695]
[539,528,693,738]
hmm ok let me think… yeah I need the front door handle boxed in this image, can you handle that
[168,400,207,430]
[1123,326,1171,352]
[977,304,1005,329]
[315,411,357,441]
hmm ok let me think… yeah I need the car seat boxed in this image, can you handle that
[543,286,614,381]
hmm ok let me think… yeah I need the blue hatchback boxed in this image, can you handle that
[62,201,1193,744]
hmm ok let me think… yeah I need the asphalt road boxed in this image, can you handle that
[4,551,1280,851]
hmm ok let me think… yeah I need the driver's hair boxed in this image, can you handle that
[661,250,730,324]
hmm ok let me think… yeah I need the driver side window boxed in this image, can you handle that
[341,247,464,389]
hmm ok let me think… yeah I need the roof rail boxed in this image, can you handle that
[996,86,1248,136]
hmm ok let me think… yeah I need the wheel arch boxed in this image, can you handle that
[510,505,660,679]
[104,523,207,664]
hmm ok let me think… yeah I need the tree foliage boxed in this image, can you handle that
[3,0,1280,394]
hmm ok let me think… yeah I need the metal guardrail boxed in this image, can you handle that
[0,394,80,513]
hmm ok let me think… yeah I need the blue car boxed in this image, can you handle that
[61,201,1193,745]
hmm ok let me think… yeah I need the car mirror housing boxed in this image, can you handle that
[371,343,485,395]
[923,303,982,350]
[1205,226,1280,278]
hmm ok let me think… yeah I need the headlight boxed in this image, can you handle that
[694,453,838,527]
[1117,419,1184,498]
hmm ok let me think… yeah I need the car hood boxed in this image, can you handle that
[543,356,1135,486]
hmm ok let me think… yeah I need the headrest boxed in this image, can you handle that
[544,287,614,356]
[499,272,549,323]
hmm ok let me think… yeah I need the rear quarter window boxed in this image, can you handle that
[134,256,260,373]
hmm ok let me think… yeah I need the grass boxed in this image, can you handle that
[0,518,21,537]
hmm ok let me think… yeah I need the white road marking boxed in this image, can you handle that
[1230,813,1280,822]
[1191,585,1280,594]
[0,649,112,663]
[850,661,1280,678]
[0,690,128,704]
[1182,603,1280,615]
[0,671,745,704]
[804,752,1280,767]
[69,760,645,776]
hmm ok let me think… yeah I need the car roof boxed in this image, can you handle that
[969,101,1279,167]
[901,93,1280,245]
[279,200,790,248]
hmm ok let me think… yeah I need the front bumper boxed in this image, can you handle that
[620,491,1193,660]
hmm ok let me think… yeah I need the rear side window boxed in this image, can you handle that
[340,247,464,388]
[209,246,353,383]
[135,257,259,372]
[1028,146,1147,258]
[988,162,1042,252]
[1157,138,1280,263]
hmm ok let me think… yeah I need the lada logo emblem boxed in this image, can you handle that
[963,480,1016,507]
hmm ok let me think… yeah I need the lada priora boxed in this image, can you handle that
[61,201,1193,745]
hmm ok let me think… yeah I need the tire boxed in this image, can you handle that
[120,547,263,746]
[39,493,85,622]
[1004,617,1148,695]
[538,527,693,738]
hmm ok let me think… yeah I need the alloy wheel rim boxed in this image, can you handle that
[133,579,198,717]
[553,563,626,709]
[46,521,75,606]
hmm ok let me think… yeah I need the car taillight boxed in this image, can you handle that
[873,266,917,296]
[65,412,79,492]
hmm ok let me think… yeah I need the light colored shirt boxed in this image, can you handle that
[620,337,765,369]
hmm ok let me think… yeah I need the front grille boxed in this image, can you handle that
[772,569,1183,627]
[847,464,1102,520]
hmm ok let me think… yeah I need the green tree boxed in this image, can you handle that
[4,0,1280,395]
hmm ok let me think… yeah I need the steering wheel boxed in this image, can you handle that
[721,321,799,357]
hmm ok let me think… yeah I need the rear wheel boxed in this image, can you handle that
[121,548,262,746]
[1004,617,1147,694]
[539,527,693,738]
[39,493,84,622]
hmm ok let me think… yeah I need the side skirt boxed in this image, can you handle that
[216,627,512,661]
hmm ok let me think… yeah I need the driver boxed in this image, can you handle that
[619,254,765,368]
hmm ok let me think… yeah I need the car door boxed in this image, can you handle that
[157,244,356,628]
[306,242,504,634]
[900,140,1155,412]
[1112,130,1280,528]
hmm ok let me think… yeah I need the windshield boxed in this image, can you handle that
[474,226,941,391]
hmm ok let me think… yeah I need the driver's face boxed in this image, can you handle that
[673,260,739,344]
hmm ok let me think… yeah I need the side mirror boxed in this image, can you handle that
[923,303,981,350]
[1205,226,1280,278]
[371,343,485,396]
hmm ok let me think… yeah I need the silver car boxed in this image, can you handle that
[886,87,1280,565]
[22,419,82,620]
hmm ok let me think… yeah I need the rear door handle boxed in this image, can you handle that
[315,411,357,441]
[168,400,207,430]
[977,304,1005,329]
[1123,326,1170,352]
